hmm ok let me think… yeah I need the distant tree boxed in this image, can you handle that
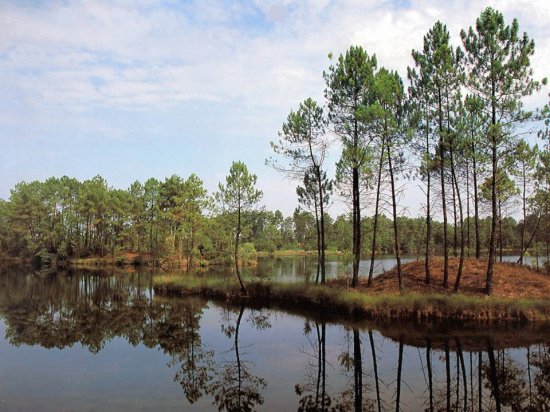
[180,174,208,268]
[216,162,262,295]
[143,177,162,258]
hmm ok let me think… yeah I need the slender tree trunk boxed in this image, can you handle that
[486,91,498,295]
[527,347,532,408]
[478,352,483,412]
[315,323,321,409]
[472,144,481,260]
[368,145,385,286]
[317,167,326,284]
[470,352,474,412]
[396,337,404,412]
[313,196,321,284]
[321,322,326,409]
[235,306,244,410]
[352,164,361,288]
[353,329,362,412]
[387,140,403,291]
[487,340,501,412]
[351,112,362,288]
[456,350,460,410]
[499,198,503,262]
[369,330,381,412]
[452,144,465,292]
[426,339,434,412]
[466,157,471,258]
[457,337,467,411]
[438,91,449,288]
[452,173,458,258]
[235,207,247,295]
[445,339,451,412]
[520,165,527,265]
[518,213,541,263]
[425,114,432,284]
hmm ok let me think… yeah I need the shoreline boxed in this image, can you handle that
[153,276,550,322]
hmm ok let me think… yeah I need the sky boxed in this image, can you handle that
[1,0,549,217]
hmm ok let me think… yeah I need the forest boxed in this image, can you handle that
[0,171,546,267]
[1,7,549,295]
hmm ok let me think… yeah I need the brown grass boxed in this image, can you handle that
[333,258,550,299]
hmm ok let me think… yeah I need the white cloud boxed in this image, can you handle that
[1,0,547,113]
[1,0,548,213]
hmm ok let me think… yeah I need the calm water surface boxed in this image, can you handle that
[0,266,548,411]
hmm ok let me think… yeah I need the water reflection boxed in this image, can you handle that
[0,269,549,411]
[210,305,269,411]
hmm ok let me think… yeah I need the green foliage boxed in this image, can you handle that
[239,242,257,261]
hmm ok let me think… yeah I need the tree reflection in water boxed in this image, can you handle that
[209,305,269,412]
[295,320,330,411]
[0,269,549,411]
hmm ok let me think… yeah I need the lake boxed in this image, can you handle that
[0,263,548,411]
[206,254,548,283]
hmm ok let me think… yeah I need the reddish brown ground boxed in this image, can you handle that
[331,258,550,299]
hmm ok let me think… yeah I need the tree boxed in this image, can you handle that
[412,21,457,288]
[324,46,377,288]
[180,174,208,269]
[408,58,435,284]
[462,94,487,259]
[461,7,541,294]
[270,98,331,283]
[513,140,538,264]
[216,161,263,295]
[365,67,408,291]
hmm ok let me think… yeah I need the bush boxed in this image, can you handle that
[239,242,258,261]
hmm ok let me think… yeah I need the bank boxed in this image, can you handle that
[153,258,550,322]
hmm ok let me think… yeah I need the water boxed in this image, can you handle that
[199,255,419,283]
[0,268,548,411]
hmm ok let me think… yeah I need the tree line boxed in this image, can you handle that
[1,7,548,296]
[0,172,546,265]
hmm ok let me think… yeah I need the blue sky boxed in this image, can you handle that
[1,0,549,217]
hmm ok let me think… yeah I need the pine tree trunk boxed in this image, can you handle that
[352,165,361,288]
[368,145,385,287]
[472,145,481,260]
[317,167,326,284]
[438,91,449,288]
[387,140,403,291]
[235,207,247,295]
[353,329,362,412]
[520,165,527,265]
[425,114,432,284]
[486,138,497,295]
[451,143,465,292]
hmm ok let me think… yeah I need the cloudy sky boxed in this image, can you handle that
[1,0,548,216]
